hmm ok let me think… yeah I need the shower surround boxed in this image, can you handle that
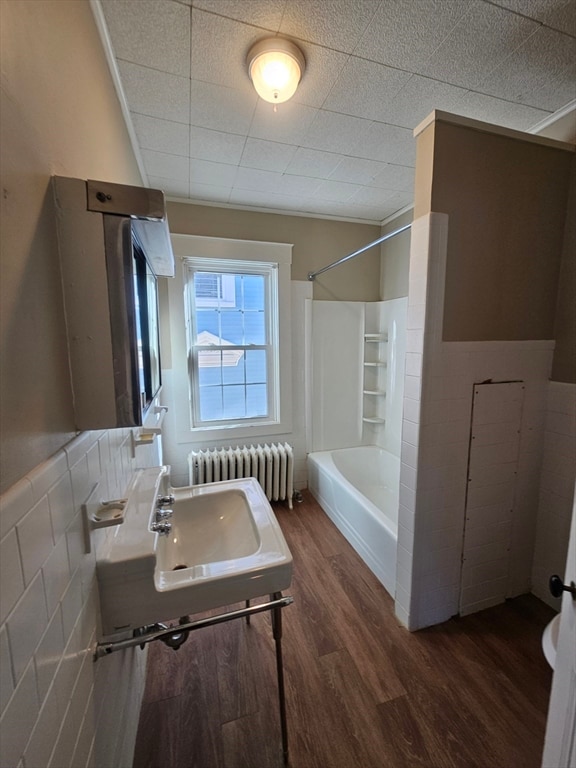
[307,297,407,600]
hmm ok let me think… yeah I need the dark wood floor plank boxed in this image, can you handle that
[277,503,407,704]
[133,491,555,768]
[376,694,435,768]
[133,696,182,768]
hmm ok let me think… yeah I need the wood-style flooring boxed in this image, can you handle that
[133,491,555,768]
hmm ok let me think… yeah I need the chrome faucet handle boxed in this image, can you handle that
[157,494,175,507]
[155,508,173,521]
[151,520,172,536]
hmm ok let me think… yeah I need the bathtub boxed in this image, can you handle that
[307,446,398,598]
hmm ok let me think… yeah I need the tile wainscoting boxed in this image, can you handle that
[0,428,160,768]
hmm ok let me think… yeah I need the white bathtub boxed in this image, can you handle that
[307,446,398,598]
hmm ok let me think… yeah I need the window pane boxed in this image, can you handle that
[242,275,265,310]
[245,350,267,384]
[222,352,245,385]
[195,272,220,299]
[195,309,220,343]
[199,386,223,421]
[244,311,265,344]
[246,384,267,417]
[198,350,222,387]
[223,385,246,419]
[221,310,244,344]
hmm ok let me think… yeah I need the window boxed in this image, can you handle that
[185,259,278,427]
[168,234,292,442]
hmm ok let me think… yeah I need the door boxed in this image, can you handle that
[542,487,576,768]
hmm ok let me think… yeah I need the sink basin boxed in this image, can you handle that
[156,488,260,573]
[96,468,292,637]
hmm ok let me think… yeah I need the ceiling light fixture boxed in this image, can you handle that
[247,38,305,108]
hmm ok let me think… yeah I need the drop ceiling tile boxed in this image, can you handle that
[291,44,350,109]
[228,188,309,213]
[188,181,232,203]
[279,175,323,197]
[478,26,576,110]
[284,147,342,179]
[132,114,189,157]
[322,57,412,122]
[189,126,246,164]
[279,0,378,53]
[315,179,362,202]
[191,9,263,93]
[355,122,416,166]
[490,0,576,36]
[423,2,539,90]
[239,138,297,172]
[350,204,391,222]
[142,149,190,182]
[191,0,286,31]
[350,186,398,207]
[190,158,238,186]
[384,75,468,130]
[148,175,190,199]
[457,91,552,131]
[354,0,472,71]
[299,198,379,221]
[526,65,576,114]
[118,61,190,124]
[249,100,318,145]
[368,163,414,193]
[234,167,284,193]
[101,0,190,77]
[329,157,387,185]
[378,194,413,220]
[301,110,373,154]
[190,80,257,133]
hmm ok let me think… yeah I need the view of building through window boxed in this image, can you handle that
[190,269,271,423]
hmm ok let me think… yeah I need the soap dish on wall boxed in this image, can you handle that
[82,482,127,553]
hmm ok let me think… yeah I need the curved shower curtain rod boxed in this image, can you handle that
[307,222,412,281]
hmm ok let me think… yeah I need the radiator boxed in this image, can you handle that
[188,443,294,509]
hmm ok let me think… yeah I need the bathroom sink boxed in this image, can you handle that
[96,468,292,637]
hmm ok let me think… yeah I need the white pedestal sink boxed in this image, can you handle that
[96,467,292,637]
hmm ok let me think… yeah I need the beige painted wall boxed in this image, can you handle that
[166,201,381,301]
[428,121,573,343]
[0,0,142,492]
[380,209,413,300]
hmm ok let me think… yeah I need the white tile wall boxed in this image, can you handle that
[532,381,576,609]
[0,428,160,768]
[395,212,556,630]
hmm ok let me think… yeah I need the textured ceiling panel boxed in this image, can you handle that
[279,0,379,53]
[101,0,190,76]
[98,0,575,224]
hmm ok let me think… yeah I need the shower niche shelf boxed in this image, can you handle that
[362,332,387,427]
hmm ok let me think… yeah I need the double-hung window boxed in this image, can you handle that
[185,258,278,427]
[169,233,292,442]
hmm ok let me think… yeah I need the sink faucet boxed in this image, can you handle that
[157,494,175,507]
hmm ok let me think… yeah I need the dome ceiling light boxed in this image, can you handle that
[247,38,306,109]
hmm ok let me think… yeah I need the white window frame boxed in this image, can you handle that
[185,257,277,429]
[168,234,293,444]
